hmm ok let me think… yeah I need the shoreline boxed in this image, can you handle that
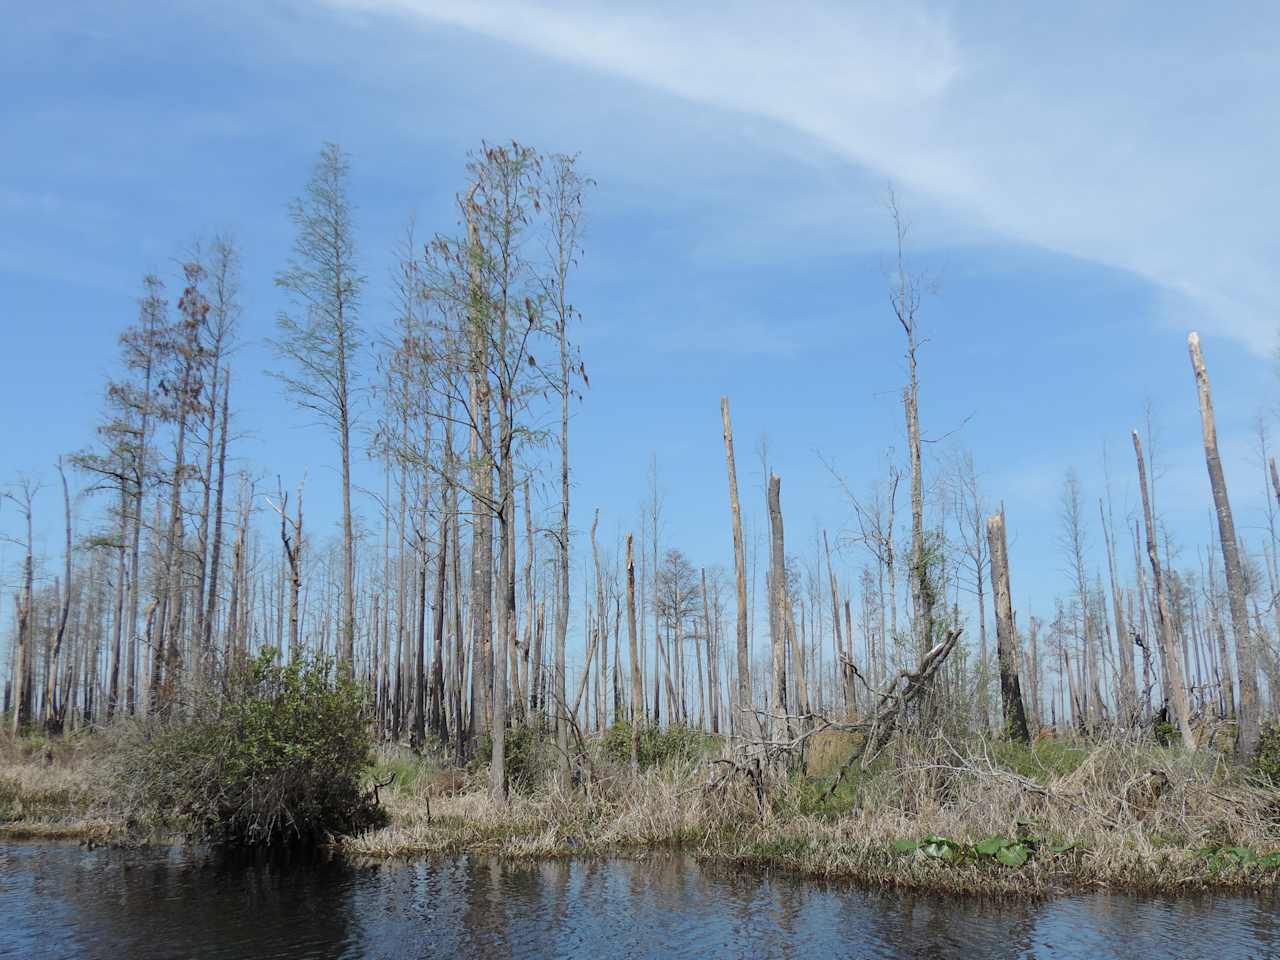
[3,814,1278,901]
[6,793,1278,899]
[5,732,1280,899]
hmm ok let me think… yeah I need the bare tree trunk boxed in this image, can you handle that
[429,502,449,744]
[824,532,856,720]
[199,375,231,668]
[721,398,752,730]
[45,462,73,734]
[701,568,719,734]
[766,475,788,739]
[156,307,198,713]
[554,366,570,771]
[275,478,304,663]
[411,541,427,751]
[626,534,641,767]
[1027,615,1041,732]
[591,511,605,731]
[1188,333,1259,755]
[10,491,34,735]
[519,479,534,722]
[106,481,127,720]
[986,510,1030,742]
[448,430,466,761]
[1132,430,1196,750]
[786,594,811,726]
[1100,497,1137,725]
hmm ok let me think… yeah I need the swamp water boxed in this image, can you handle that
[1,842,1276,958]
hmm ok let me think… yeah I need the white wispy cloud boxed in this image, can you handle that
[319,0,1280,355]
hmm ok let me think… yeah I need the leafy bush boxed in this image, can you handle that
[471,723,558,790]
[601,721,716,769]
[115,650,383,845]
[1253,723,1280,786]
[1153,719,1178,747]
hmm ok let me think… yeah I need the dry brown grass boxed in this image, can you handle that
[347,736,1280,896]
[803,729,864,779]
[0,731,121,841]
[5,728,1279,896]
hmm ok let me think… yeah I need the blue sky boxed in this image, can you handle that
[3,1,1279,657]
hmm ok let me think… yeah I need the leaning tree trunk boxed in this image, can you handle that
[986,510,1030,743]
[1188,332,1260,757]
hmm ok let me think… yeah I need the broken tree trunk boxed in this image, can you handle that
[986,509,1030,743]
[1188,332,1260,757]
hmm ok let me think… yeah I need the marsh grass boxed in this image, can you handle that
[348,733,1280,895]
[0,730,121,841]
[5,725,1280,895]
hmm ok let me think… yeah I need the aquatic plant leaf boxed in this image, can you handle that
[995,844,1029,867]
[923,841,955,860]
[1047,841,1076,855]
[1257,852,1280,869]
[893,839,921,853]
[975,836,1009,856]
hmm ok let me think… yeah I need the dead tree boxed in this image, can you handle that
[766,475,788,739]
[1188,332,1260,756]
[1132,429,1196,750]
[721,397,752,732]
[6,479,37,735]
[986,509,1030,742]
[822,627,964,795]
[886,190,932,656]
[269,477,304,662]
[44,461,74,734]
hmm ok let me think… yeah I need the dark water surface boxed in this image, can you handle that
[2,841,1277,959]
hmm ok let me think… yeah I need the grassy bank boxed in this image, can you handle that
[0,732,123,843]
[4,727,1280,896]
[344,732,1280,897]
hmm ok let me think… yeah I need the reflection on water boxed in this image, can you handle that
[1,841,1276,959]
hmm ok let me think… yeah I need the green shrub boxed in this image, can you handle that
[471,723,557,790]
[115,650,383,845]
[601,721,716,769]
[1254,723,1280,786]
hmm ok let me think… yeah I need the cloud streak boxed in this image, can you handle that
[324,0,1280,354]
